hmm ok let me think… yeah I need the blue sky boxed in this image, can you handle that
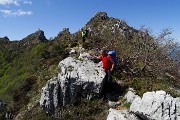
[0,0,180,43]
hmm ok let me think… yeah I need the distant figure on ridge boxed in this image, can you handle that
[81,29,88,43]
[88,27,92,36]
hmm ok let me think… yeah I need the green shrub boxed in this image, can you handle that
[129,77,180,97]
[123,102,131,109]
[31,43,45,56]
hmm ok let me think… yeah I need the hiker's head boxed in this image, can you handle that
[100,49,107,56]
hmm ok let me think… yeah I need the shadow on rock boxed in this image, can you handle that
[106,80,128,102]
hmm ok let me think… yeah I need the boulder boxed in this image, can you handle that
[124,90,139,103]
[40,77,60,114]
[107,108,140,120]
[58,55,105,106]
[40,54,105,114]
[130,90,180,120]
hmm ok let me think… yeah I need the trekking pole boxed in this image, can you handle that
[107,70,118,81]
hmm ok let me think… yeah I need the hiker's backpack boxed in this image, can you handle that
[85,30,88,37]
[107,50,117,68]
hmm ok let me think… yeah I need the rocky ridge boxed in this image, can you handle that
[19,30,47,47]
[0,11,179,120]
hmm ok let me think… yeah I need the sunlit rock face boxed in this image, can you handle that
[130,90,180,120]
[40,53,105,114]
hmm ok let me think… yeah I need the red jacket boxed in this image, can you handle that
[100,54,113,71]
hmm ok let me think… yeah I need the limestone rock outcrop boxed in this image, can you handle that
[108,90,180,120]
[40,77,59,114]
[107,108,140,120]
[126,90,180,120]
[130,91,180,120]
[40,53,105,114]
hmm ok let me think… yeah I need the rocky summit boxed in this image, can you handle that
[19,30,47,47]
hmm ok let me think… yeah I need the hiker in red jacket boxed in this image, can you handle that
[95,49,115,100]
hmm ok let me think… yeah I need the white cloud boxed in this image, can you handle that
[23,1,32,5]
[0,9,33,17]
[0,0,33,17]
[0,0,20,6]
